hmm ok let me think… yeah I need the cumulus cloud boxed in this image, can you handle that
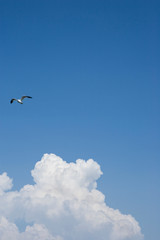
[0,172,12,195]
[0,217,61,240]
[0,154,143,240]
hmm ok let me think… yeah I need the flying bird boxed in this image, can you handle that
[10,96,32,104]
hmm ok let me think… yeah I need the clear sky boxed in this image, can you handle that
[0,0,159,239]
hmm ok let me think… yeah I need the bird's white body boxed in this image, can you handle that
[17,99,23,104]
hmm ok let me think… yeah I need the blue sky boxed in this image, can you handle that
[0,0,159,239]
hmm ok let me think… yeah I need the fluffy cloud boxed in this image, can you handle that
[0,217,61,240]
[0,154,143,240]
[0,172,12,195]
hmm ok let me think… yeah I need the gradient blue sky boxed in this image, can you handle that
[0,0,159,239]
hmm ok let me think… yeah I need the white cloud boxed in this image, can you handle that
[0,153,143,240]
[0,217,61,240]
[0,172,12,195]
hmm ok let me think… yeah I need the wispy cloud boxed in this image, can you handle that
[0,154,143,240]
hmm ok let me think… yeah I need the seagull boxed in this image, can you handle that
[10,96,32,104]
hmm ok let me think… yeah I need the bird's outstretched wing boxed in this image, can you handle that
[21,96,32,101]
[10,98,17,104]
